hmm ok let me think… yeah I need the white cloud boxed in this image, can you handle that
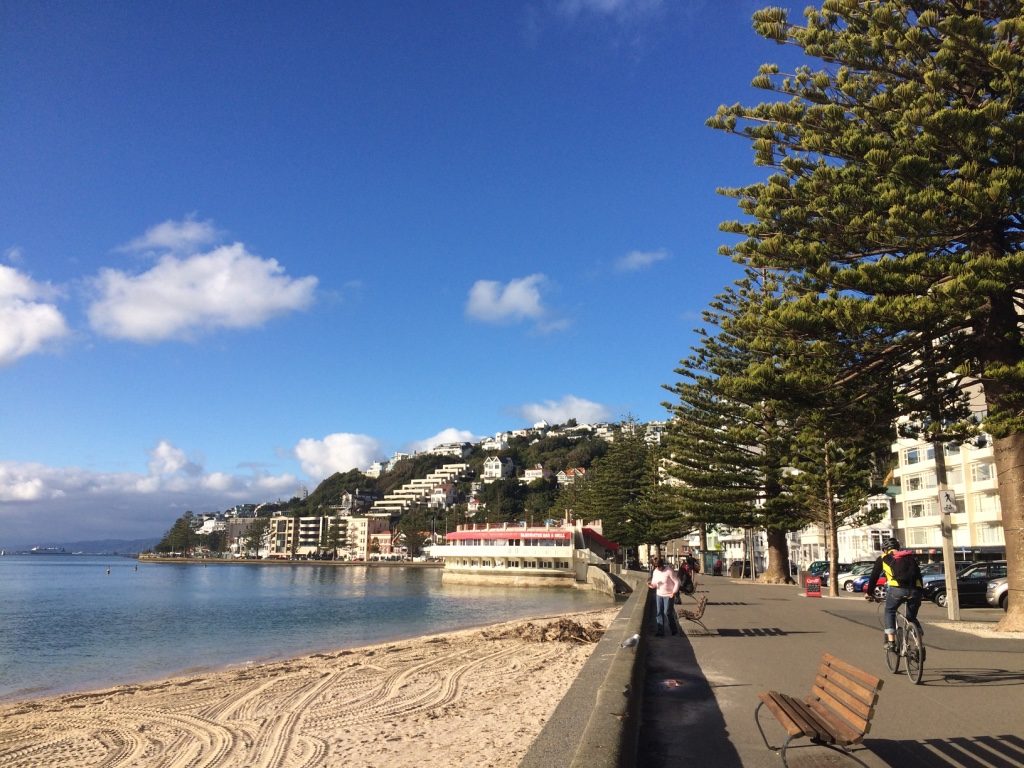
[88,242,318,342]
[466,274,548,324]
[119,215,221,254]
[0,445,299,544]
[0,264,69,366]
[518,395,611,425]
[294,433,381,481]
[5,246,24,264]
[408,427,479,454]
[148,440,202,476]
[616,248,668,271]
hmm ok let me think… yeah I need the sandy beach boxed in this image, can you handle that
[0,606,619,768]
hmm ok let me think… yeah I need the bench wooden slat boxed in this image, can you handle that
[806,697,866,744]
[811,684,876,729]
[821,653,883,691]
[815,666,881,710]
[815,663,880,708]
[759,692,831,743]
[813,672,878,718]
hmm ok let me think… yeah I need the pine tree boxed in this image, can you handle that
[575,420,661,548]
[709,1,1024,629]
[664,271,810,582]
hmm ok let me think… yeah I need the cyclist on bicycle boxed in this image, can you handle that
[866,537,923,650]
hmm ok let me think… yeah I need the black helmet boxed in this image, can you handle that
[885,537,901,550]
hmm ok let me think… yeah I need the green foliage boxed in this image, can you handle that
[476,478,527,523]
[663,271,811,540]
[571,422,661,547]
[396,505,431,556]
[154,512,196,553]
[243,516,271,558]
[711,0,1024,438]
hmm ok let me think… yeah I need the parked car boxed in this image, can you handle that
[923,560,1008,608]
[854,572,887,598]
[819,563,853,587]
[986,577,1008,611]
[836,563,876,592]
[805,561,830,576]
[920,560,974,585]
[729,560,753,578]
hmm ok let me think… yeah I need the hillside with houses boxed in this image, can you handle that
[151,419,667,562]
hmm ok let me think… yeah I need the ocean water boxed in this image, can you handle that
[0,555,611,702]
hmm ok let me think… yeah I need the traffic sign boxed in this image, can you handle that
[938,489,957,515]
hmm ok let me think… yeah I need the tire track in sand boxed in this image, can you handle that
[247,670,340,768]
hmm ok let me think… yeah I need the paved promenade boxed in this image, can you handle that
[638,576,1024,767]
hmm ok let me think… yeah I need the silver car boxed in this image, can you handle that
[986,577,1008,611]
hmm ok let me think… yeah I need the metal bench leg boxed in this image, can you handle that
[754,701,781,751]
[755,701,872,768]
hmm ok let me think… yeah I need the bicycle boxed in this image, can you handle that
[872,596,925,684]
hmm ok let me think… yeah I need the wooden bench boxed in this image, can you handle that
[675,594,709,634]
[754,652,883,768]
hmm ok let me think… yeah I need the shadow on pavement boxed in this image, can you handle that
[635,634,742,766]
[867,733,1024,767]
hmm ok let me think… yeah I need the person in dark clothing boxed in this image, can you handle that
[866,537,923,650]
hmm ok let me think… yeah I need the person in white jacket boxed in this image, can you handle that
[648,558,680,636]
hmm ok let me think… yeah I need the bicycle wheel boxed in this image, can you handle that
[905,625,924,684]
[885,627,901,673]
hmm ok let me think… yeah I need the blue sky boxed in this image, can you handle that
[1,0,792,545]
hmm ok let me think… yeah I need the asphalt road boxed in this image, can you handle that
[637,577,1024,768]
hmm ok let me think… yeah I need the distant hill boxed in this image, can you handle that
[19,538,161,555]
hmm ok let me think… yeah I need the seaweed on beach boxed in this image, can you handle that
[482,617,604,644]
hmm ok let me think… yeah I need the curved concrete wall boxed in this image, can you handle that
[520,570,650,768]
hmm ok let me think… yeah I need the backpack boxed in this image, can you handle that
[887,549,918,586]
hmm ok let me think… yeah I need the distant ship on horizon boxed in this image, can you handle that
[29,546,73,555]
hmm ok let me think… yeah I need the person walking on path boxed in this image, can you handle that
[648,558,681,637]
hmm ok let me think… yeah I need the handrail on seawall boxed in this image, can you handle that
[519,570,649,768]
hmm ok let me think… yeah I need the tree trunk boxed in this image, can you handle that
[993,432,1024,631]
[763,528,793,583]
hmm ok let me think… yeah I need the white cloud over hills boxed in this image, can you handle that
[0,441,297,545]
[294,433,382,480]
[518,394,611,424]
[407,427,479,454]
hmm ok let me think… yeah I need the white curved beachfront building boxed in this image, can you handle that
[435,517,619,587]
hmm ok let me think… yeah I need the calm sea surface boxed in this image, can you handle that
[0,555,611,702]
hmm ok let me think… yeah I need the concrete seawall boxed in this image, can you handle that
[520,570,649,768]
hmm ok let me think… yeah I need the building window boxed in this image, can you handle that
[906,528,932,547]
[903,445,935,465]
[970,463,994,482]
[902,473,936,492]
[973,492,1001,516]
[973,524,1004,546]
[869,530,893,551]
[907,499,936,518]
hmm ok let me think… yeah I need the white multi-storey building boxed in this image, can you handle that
[891,435,1004,557]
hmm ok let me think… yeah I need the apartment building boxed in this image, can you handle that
[891,435,1005,558]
